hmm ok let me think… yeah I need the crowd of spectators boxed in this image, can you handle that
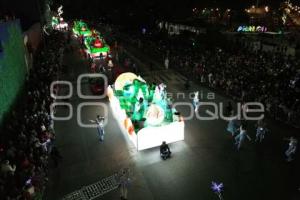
[124,31,300,128]
[0,31,65,199]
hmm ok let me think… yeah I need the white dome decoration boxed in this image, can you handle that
[146,104,165,126]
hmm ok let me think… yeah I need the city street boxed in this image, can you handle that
[2,2,300,200]
[44,40,300,200]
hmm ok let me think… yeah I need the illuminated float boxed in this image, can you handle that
[72,20,92,37]
[51,6,68,31]
[107,73,184,151]
[52,16,68,30]
[84,31,110,59]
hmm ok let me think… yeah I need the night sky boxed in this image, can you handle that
[0,0,293,29]
[55,0,286,20]
[0,0,40,30]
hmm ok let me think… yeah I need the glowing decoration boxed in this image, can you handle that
[142,28,146,34]
[146,104,165,126]
[58,5,63,17]
[93,38,103,48]
[52,17,68,30]
[211,182,223,193]
[115,72,139,91]
[211,182,224,200]
[72,21,92,37]
[237,25,267,32]
[107,72,184,151]
[282,13,287,24]
[83,32,110,59]
[124,118,134,135]
[51,6,68,31]
[51,16,59,27]
[136,119,184,150]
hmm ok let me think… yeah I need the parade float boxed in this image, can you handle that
[72,20,92,37]
[51,5,68,31]
[107,72,184,151]
[52,16,68,30]
[84,31,110,58]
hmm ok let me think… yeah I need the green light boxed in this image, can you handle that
[113,75,176,131]
[84,35,110,54]
[0,22,27,123]
[52,16,59,26]
[72,20,92,36]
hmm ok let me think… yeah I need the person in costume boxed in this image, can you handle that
[255,119,268,143]
[227,113,239,137]
[192,91,199,112]
[90,115,105,142]
[285,137,298,162]
[235,125,251,150]
[133,98,145,121]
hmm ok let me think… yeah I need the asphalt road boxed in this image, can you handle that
[44,38,300,200]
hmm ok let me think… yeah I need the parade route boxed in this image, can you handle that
[44,38,300,200]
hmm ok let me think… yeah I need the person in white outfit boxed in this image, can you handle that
[235,125,251,150]
[108,60,114,70]
[164,57,169,70]
[192,91,199,112]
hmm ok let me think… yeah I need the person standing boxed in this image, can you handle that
[90,115,105,142]
[255,127,267,143]
[208,73,213,87]
[255,118,267,143]
[285,137,298,162]
[97,116,105,142]
[108,60,114,70]
[133,97,146,121]
[227,115,238,137]
[192,91,199,112]
[118,168,131,200]
[164,57,169,70]
[235,125,251,150]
